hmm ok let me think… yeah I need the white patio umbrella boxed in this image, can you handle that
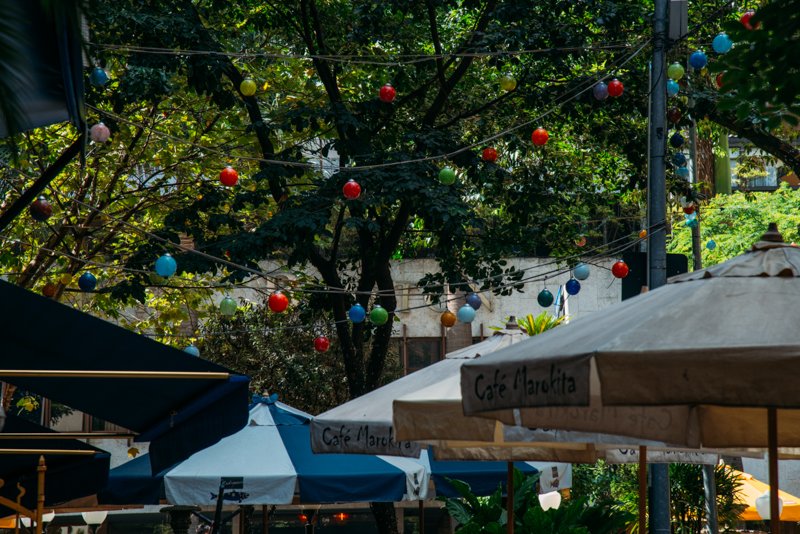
[460,224,800,532]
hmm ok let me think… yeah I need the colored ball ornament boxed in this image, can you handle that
[607,78,624,98]
[154,253,178,277]
[481,147,498,162]
[268,291,289,313]
[78,272,97,292]
[500,74,517,92]
[575,236,587,247]
[30,196,53,222]
[379,83,396,103]
[440,310,457,328]
[184,344,201,357]
[667,80,680,97]
[60,273,73,285]
[537,288,554,307]
[573,263,590,280]
[688,50,707,70]
[592,82,609,101]
[456,303,476,323]
[313,335,331,353]
[706,239,717,250]
[673,153,687,167]
[438,167,456,185]
[369,305,389,325]
[531,127,549,146]
[670,132,685,148]
[667,107,682,123]
[685,217,698,229]
[219,296,238,316]
[89,67,109,87]
[565,278,581,296]
[611,260,629,279]
[683,204,695,215]
[676,166,690,179]
[349,303,366,323]
[740,10,757,30]
[715,72,725,89]
[639,229,648,239]
[42,282,58,298]
[667,62,685,81]
[90,122,111,143]
[343,179,362,199]
[712,33,733,54]
[239,78,257,96]
[219,166,239,187]
[465,293,482,310]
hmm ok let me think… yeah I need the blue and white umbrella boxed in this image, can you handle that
[165,397,428,505]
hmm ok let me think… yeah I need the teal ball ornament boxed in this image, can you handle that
[712,33,732,54]
[457,304,476,323]
[154,253,177,277]
[565,278,581,295]
[184,344,200,357]
[573,263,590,280]
[89,67,109,87]
[78,272,97,292]
[349,303,366,323]
[667,80,680,97]
[537,288,554,307]
[676,166,690,179]
[706,239,717,250]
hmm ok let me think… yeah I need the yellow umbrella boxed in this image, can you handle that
[734,469,800,522]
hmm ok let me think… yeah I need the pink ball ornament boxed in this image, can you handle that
[90,122,111,143]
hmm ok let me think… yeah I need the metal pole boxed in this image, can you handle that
[638,446,647,534]
[648,0,670,532]
[768,407,780,534]
[506,462,514,534]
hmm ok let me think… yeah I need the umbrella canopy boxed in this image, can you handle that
[0,414,110,513]
[0,279,250,473]
[461,234,800,450]
[734,469,800,522]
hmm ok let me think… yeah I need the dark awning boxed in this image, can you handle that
[0,414,110,512]
[0,280,250,472]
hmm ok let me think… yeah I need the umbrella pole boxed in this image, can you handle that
[768,407,780,534]
[262,505,269,534]
[506,462,514,534]
[418,500,425,534]
[639,446,647,534]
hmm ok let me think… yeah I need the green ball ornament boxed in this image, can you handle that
[219,296,238,317]
[537,288,554,307]
[240,78,257,96]
[438,167,456,185]
[667,62,685,81]
[500,74,517,92]
[369,305,389,325]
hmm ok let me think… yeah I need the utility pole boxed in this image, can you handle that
[647,0,670,531]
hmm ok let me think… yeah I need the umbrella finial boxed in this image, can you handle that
[760,223,784,243]
[505,316,520,330]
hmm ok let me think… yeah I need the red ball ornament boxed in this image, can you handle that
[42,282,58,298]
[683,204,695,215]
[268,291,289,313]
[740,10,758,30]
[379,83,396,103]
[611,260,630,279]
[30,196,53,222]
[575,236,587,247]
[531,127,549,146]
[481,147,498,162]
[343,179,361,200]
[314,335,331,353]
[607,78,624,97]
[219,166,239,187]
[667,107,682,124]
[715,72,725,89]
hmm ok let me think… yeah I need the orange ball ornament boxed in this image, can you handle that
[531,127,549,146]
[638,229,647,239]
[42,282,58,298]
[440,310,457,328]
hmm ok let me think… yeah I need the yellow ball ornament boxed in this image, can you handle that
[500,74,517,92]
[240,78,257,97]
[60,273,73,285]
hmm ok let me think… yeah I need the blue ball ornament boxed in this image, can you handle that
[712,33,733,54]
[573,263,590,281]
[154,253,177,277]
[670,132,685,148]
[676,166,690,179]
[565,278,581,295]
[457,304,476,323]
[667,80,680,97]
[689,50,707,70]
[78,272,97,292]
[537,288,554,307]
[706,239,717,250]
[673,153,687,167]
[593,82,609,101]
[184,344,200,357]
[465,293,482,310]
[89,67,109,87]
[348,303,366,323]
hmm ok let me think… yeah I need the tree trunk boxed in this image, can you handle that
[370,502,400,534]
[445,290,472,353]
